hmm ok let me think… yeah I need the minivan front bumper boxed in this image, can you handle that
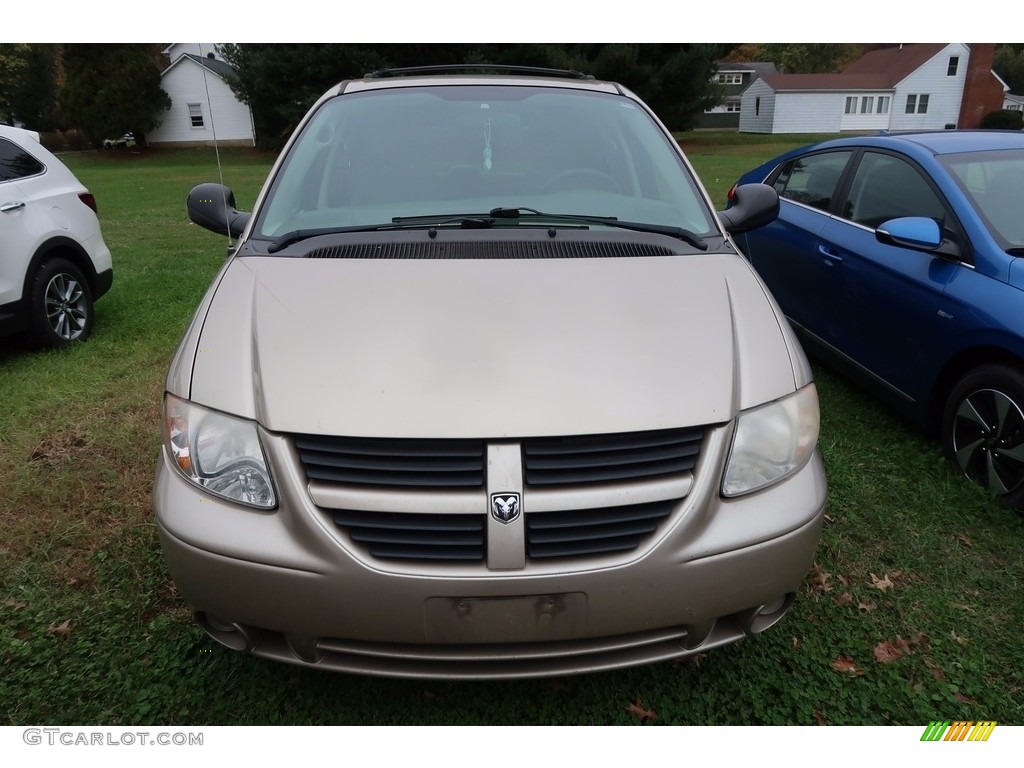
[154,423,826,679]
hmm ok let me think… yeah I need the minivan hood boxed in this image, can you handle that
[185,253,800,437]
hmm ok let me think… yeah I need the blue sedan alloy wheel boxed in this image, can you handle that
[944,365,1024,507]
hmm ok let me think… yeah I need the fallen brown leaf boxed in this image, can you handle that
[791,636,800,651]
[873,636,912,663]
[869,573,894,592]
[951,630,969,646]
[813,710,827,725]
[47,619,71,637]
[955,533,973,548]
[833,592,854,607]
[807,563,832,592]
[924,660,945,681]
[626,698,656,723]
[857,600,876,612]
[955,692,976,704]
[3,599,27,610]
[950,602,975,613]
[831,657,865,676]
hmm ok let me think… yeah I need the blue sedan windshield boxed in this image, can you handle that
[942,149,1024,248]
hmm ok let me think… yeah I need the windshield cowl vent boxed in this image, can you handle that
[303,241,678,260]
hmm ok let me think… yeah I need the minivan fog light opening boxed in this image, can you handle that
[164,394,277,508]
[722,384,820,497]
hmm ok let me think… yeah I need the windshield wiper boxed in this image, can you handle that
[270,209,709,253]
[267,224,402,253]
[487,207,709,251]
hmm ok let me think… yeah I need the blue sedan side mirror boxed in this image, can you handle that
[876,217,942,250]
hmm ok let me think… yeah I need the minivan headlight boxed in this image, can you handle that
[163,394,277,508]
[722,384,820,498]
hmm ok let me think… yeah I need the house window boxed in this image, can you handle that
[755,97,760,117]
[188,103,204,128]
[714,73,743,85]
[948,56,959,76]
[876,96,890,114]
[861,96,874,113]
[906,94,930,114]
[845,96,857,114]
[726,102,741,113]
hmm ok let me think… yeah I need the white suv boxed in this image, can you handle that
[0,124,113,346]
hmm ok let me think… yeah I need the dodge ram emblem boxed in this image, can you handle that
[490,492,521,524]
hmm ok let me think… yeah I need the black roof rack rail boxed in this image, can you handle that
[363,64,595,80]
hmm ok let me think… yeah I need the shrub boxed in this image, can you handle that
[980,109,1024,130]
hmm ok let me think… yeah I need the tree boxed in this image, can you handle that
[0,44,32,125]
[59,44,170,146]
[994,44,1024,94]
[221,44,734,149]
[756,44,863,74]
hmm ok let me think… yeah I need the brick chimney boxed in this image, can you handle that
[958,44,1005,128]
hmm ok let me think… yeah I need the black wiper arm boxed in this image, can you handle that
[489,208,708,250]
[603,220,709,251]
[267,224,395,253]
[391,213,495,227]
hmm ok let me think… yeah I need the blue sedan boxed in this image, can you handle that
[732,131,1024,506]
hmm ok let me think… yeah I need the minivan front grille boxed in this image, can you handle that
[525,500,675,559]
[331,510,486,561]
[295,435,486,489]
[522,428,703,487]
[296,427,704,565]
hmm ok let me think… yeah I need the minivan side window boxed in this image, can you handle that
[0,138,45,182]
[771,151,851,212]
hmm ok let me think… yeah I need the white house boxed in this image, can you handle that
[740,44,1007,134]
[148,45,255,147]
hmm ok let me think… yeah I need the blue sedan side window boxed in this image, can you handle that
[844,152,946,230]
[772,152,851,212]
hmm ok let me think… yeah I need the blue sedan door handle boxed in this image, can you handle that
[818,244,844,266]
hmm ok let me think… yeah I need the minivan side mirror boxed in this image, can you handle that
[718,183,779,235]
[187,183,251,239]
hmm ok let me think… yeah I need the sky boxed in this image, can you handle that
[2,2,1012,44]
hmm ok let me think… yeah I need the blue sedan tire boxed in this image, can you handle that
[943,364,1024,508]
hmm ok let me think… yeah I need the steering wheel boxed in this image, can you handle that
[544,168,620,193]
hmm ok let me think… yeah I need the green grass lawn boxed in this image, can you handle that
[1,135,1022,726]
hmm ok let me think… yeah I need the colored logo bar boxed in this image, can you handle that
[921,721,997,741]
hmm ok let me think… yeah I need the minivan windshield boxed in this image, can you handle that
[254,84,717,240]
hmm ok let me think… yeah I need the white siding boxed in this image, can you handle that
[739,79,776,133]
[164,44,222,61]
[149,60,254,146]
[889,43,969,130]
[772,93,844,133]
[838,92,894,131]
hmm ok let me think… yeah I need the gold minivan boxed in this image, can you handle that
[154,66,826,678]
